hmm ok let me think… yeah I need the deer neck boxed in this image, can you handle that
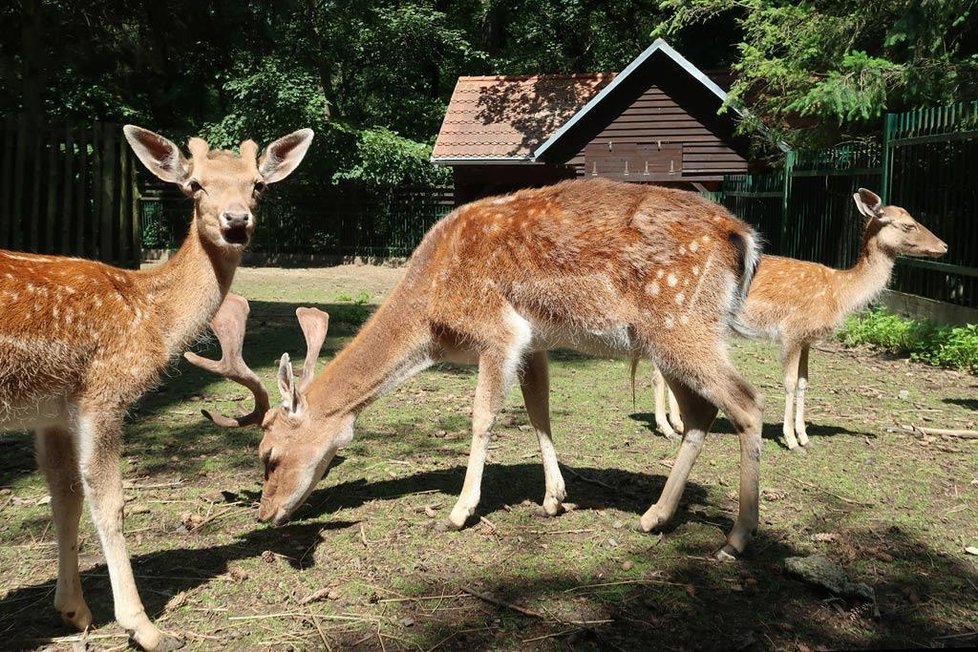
[838,231,896,313]
[306,279,434,420]
[135,214,241,356]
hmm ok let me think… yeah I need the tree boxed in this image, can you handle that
[657,0,978,147]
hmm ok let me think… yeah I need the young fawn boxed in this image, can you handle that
[193,178,767,559]
[0,125,312,650]
[653,188,947,449]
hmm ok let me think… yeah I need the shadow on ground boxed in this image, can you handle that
[2,460,975,650]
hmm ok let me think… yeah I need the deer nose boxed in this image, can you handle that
[222,212,251,228]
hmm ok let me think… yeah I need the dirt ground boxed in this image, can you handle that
[1,265,976,651]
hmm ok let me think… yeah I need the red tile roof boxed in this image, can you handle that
[431,73,615,162]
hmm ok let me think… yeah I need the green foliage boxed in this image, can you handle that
[657,0,978,147]
[838,308,978,373]
[333,127,450,187]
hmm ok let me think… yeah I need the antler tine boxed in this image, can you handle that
[184,293,271,427]
[295,307,329,394]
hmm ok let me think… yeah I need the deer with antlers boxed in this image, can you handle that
[0,125,313,650]
[191,178,767,560]
[652,188,947,448]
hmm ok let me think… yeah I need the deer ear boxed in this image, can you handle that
[259,129,314,184]
[277,353,300,414]
[853,188,885,221]
[123,125,190,184]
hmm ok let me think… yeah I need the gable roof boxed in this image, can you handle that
[431,73,614,164]
[532,38,743,162]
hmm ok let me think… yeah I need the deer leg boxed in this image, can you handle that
[36,426,92,632]
[781,344,803,451]
[77,413,182,652]
[519,350,566,516]
[448,332,528,528]
[653,366,679,439]
[641,379,717,532]
[642,360,762,560]
[712,370,763,560]
[795,345,811,446]
[667,385,684,433]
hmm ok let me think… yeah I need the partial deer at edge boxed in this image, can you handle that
[0,125,313,651]
[192,178,766,560]
[653,188,947,449]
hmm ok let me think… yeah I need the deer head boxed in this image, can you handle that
[186,294,336,525]
[853,188,948,258]
[124,126,314,251]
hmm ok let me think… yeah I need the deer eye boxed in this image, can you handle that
[902,223,917,232]
[188,179,204,194]
[253,181,267,195]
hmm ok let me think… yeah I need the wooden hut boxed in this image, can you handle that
[432,39,764,204]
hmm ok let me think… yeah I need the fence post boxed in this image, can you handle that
[780,149,795,257]
[881,112,895,203]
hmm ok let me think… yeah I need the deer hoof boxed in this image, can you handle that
[130,628,184,652]
[58,604,93,632]
[446,506,471,530]
[715,545,740,562]
[153,634,186,652]
[638,506,668,532]
[536,496,565,517]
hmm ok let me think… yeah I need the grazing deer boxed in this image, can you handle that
[192,178,766,560]
[0,125,313,650]
[652,188,947,449]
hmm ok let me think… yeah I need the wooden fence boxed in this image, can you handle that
[0,115,139,268]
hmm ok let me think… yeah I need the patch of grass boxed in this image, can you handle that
[838,307,978,373]
[2,268,977,651]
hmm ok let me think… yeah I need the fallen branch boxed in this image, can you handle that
[558,463,615,491]
[789,477,873,506]
[563,577,686,592]
[378,592,467,604]
[907,425,978,440]
[522,628,583,643]
[461,586,613,626]
[461,586,546,619]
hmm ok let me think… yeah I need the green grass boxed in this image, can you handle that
[1,268,976,650]
[839,307,978,373]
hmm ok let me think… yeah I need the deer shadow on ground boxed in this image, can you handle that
[2,466,975,650]
[0,462,724,649]
[943,397,978,412]
[628,413,868,451]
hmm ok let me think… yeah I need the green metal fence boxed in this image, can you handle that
[711,100,978,310]
[139,182,455,258]
[883,101,978,307]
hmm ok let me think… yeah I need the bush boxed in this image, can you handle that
[838,308,978,374]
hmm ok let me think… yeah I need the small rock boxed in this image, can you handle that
[965,546,978,556]
[228,566,249,582]
[36,495,51,506]
[621,560,634,571]
[299,588,332,605]
[607,538,619,548]
[400,617,415,627]
[612,520,625,530]
[785,555,874,601]
[897,390,911,400]
[811,532,838,543]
